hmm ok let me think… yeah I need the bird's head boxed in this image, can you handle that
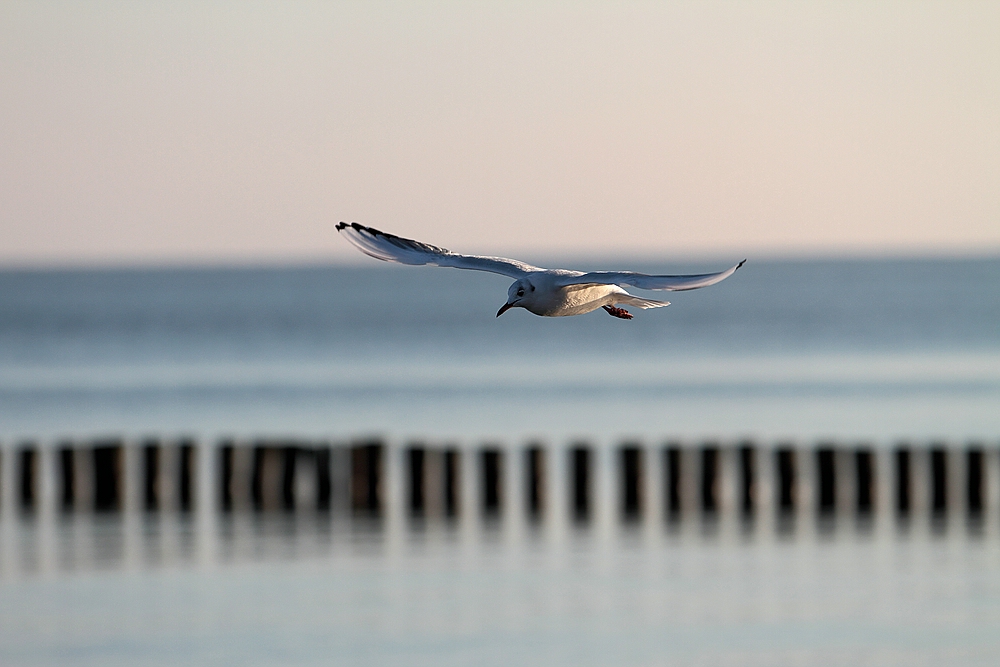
[496,279,536,317]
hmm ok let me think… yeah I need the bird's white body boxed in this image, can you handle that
[524,280,626,317]
[335,222,744,319]
[503,272,665,317]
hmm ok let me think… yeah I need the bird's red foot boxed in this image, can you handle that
[603,305,633,319]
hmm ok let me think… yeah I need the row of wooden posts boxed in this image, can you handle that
[2,439,997,519]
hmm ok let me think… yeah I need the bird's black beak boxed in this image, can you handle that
[496,302,514,317]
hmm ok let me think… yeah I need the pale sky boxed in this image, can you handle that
[1,1,998,266]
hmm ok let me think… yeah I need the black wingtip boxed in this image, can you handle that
[737,259,747,270]
[336,221,381,236]
[342,221,386,237]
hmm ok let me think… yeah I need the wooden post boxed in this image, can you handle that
[816,447,836,514]
[407,446,426,516]
[700,445,719,513]
[524,445,544,519]
[930,446,947,515]
[252,445,264,510]
[58,444,75,511]
[277,445,295,512]
[351,441,383,515]
[443,448,460,517]
[179,440,195,512]
[251,444,279,511]
[92,442,122,512]
[143,440,160,511]
[855,448,875,514]
[895,447,911,515]
[315,446,332,511]
[663,445,682,516]
[620,445,643,520]
[481,448,503,516]
[219,442,234,512]
[776,447,796,513]
[967,447,984,516]
[19,445,37,511]
[739,443,755,515]
[569,445,591,522]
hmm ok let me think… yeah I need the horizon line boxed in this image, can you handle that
[1,246,998,273]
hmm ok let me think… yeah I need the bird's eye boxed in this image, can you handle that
[517,289,525,297]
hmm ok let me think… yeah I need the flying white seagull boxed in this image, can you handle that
[336,222,745,319]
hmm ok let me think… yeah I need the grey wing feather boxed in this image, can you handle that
[336,222,543,278]
[555,260,746,291]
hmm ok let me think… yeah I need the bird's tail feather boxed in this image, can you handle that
[615,294,670,309]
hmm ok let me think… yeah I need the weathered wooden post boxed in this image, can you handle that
[252,444,283,511]
[251,445,267,510]
[315,446,332,511]
[142,440,160,511]
[855,448,875,514]
[966,447,984,516]
[92,441,122,512]
[480,448,503,516]
[738,443,755,515]
[663,445,682,516]
[930,445,947,515]
[19,445,37,511]
[275,444,294,512]
[524,445,545,519]
[179,440,195,512]
[443,448,460,517]
[219,441,235,512]
[700,445,719,513]
[569,445,591,522]
[816,446,836,514]
[895,447,911,515]
[351,441,383,515]
[776,446,796,513]
[620,445,643,520]
[58,444,75,511]
[407,446,426,516]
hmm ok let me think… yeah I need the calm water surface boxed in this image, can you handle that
[2,510,1000,666]
[0,257,998,443]
[1,257,999,666]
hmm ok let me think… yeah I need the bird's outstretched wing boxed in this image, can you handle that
[337,222,543,279]
[555,260,746,291]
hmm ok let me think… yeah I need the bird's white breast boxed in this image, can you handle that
[527,280,623,317]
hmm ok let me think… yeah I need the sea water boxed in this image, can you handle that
[3,513,1000,666]
[0,257,998,443]
[1,257,999,666]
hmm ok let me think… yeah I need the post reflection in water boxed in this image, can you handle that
[3,486,996,576]
[2,439,999,578]
[3,440,1000,667]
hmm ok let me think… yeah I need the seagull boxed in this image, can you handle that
[336,222,745,319]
